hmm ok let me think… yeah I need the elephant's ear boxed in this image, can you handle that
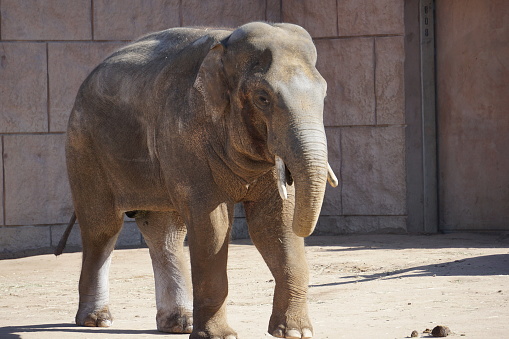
[193,43,229,121]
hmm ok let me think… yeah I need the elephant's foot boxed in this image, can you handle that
[190,324,237,339]
[190,330,237,339]
[76,304,113,327]
[156,308,193,333]
[269,313,313,339]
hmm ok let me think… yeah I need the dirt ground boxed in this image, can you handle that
[0,233,508,338]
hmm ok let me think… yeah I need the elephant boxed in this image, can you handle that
[65,21,338,339]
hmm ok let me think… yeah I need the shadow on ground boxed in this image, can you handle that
[310,253,509,288]
[0,323,167,338]
[304,233,509,250]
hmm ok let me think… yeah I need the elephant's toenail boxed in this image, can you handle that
[302,328,313,338]
[286,329,302,338]
[272,328,285,338]
[97,319,112,327]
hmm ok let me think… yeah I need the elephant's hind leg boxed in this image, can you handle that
[75,209,124,328]
[135,211,193,333]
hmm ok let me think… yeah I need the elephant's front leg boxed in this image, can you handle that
[186,202,237,339]
[244,175,313,339]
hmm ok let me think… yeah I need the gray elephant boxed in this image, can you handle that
[65,22,338,339]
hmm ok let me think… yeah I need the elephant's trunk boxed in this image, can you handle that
[279,124,328,237]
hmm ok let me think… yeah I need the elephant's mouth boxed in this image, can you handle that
[275,155,338,200]
[285,163,294,186]
[275,155,290,199]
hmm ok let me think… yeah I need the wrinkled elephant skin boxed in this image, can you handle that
[66,22,331,339]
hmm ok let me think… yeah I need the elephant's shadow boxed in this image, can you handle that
[0,323,173,338]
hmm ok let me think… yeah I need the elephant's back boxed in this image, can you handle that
[104,27,231,69]
[128,27,231,56]
[67,26,232,166]
[74,27,230,112]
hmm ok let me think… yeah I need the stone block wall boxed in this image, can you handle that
[286,0,407,234]
[0,0,407,257]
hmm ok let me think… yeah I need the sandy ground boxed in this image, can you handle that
[0,233,508,339]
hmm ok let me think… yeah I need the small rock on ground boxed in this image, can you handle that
[431,325,451,337]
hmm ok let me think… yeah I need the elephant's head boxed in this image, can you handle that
[195,22,337,237]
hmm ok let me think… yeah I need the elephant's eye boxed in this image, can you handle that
[253,90,271,109]
[258,95,270,105]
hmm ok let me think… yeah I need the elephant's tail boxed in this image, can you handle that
[54,212,77,256]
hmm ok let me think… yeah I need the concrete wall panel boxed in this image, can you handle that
[3,134,72,226]
[50,223,82,249]
[316,215,406,234]
[0,138,3,225]
[322,127,341,216]
[182,0,266,28]
[116,222,143,247]
[93,0,180,40]
[1,0,91,40]
[341,126,406,215]
[0,226,51,256]
[281,0,338,38]
[48,42,126,132]
[0,43,48,133]
[266,0,282,22]
[337,0,404,36]
[375,36,405,125]
[51,222,143,250]
[315,38,375,126]
[436,0,509,230]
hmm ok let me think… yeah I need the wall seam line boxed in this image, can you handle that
[339,128,343,215]
[2,136,6,226]
[49,224,54,247]
[321,215,408,218]
[91,0,95,40]
[280,0,283,21]
[0,223,69,228]
[179,0,183,27]
[373,37,378,125]
[46,43,51,132]
[0,40,130,43]
[0,132,66,136]
[0,0,3,40]
[335,0,339,36]
[324,124,407,128]
[313,34,403,40]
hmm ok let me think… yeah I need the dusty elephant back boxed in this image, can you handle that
[66,26,233,163]
[66,27,232,212]
[71,27,232,121]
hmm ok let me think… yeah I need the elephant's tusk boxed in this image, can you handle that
[275,155,288,200]
[327,162,339,187]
